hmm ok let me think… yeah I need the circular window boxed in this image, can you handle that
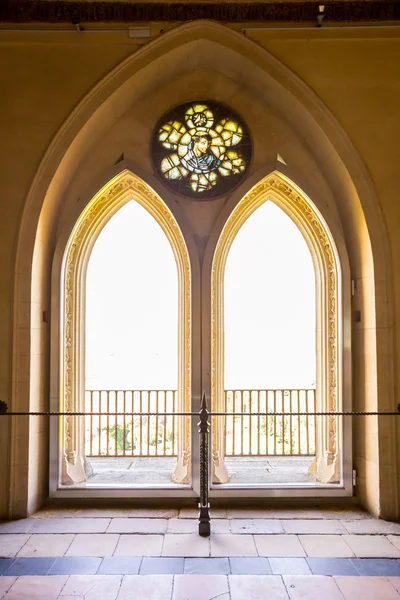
[152,100,252,200]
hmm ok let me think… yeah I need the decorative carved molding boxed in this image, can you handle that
[1,1,399,24]
[211,172,340,482]
[62,171,191,483]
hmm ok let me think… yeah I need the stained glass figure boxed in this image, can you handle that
[152,100,252,199]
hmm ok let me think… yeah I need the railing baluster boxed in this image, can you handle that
[289,390,293,456]
[129,391,133,457]
[172,391,176,456]
[89,391,93,457]
[162,391,166,457]
[232,391,236,456]
[249,391,253,455]
[306,389,310,455]
[123,390,126,456]
[98,391,102,456]
[282,390,285,455]
[297,391,301,456]
[155,391,159,456]
[257,391,260,456]
[114,391,118,457]
[240,390,244,456]
[273,390,277,455]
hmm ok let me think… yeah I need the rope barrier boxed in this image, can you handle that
[0,410,399,416]
[1,397,399,538]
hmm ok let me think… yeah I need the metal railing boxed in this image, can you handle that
[85,388,316,458]
[85,390,178,457]
[1,399,400,538]
[224,389,316,456]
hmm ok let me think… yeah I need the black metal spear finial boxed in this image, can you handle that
[198,391,211,537]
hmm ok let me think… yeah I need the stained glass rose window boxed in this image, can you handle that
[152,101,252,199]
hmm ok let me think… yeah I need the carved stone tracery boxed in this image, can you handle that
[211,172,340,484]
[62,170,191,485]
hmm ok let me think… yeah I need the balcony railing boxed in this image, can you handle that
[85,390,178,458]
[85,388,316,458]
[223,389,316,456]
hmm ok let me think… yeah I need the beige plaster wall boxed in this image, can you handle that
[1,23,399,518]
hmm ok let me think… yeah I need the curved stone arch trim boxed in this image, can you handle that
[9,19,394,514]
[211,171,342,484]
[59,169,192,485]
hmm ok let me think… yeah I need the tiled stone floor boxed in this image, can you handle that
[87,456,315,485]
[2,506,400,598]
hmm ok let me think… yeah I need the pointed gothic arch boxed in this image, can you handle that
[9,20,396,517]
[209,171,348,489]
[53,169,192,488]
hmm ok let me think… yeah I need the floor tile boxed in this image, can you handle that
[255,534,305,557]
[229,557,272,575]
[299,535,354,557]
[269,557,311,575]
[210,534,257,557]
[6,557,56,576]
[343,520,400,535]
[211,520,232,534]
[97,556,141,575]
[30,518,110,534]
[16,534,74,557]
[0,558,15,575]
[140,557,184,574]
[387,577,400,594]
[114,534,163,556]
[343,535,400,558]
[107,518,167,534]
[0,577,17,598]
[230,519,284,534]
[0,520,36,534]
[307,557,359,575]
[167,519,198,534]
[334,575,400,599]
[351,558,400,576]
[227,509,276,519]
[162,534,209,557]
[1,575,68,600]
[283,520,347,534]
[284,574,344,599]
[323,509,371,520]
[229,574,289,599]
[47,556,101,575]
[167,519,231,534]
[272,509,326,520]
[117,574,173,600]
[173,574,229,600]
[388,537,400,552]
[65,533,119,557]
[184,557,230,574]
[82,507,179,519]
[179,508,227,519]
[59,574,122,599]
[0,534,30,558]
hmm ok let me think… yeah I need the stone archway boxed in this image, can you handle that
[56,169,192,487]
[210,171,343,486]
[10,20,396,518]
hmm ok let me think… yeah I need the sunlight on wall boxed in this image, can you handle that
[224,201,316,389]
[85,200,178,390]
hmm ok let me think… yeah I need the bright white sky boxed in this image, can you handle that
[85,199,315,391]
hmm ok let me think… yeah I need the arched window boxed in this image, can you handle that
[54,171,192,489]
[211,173,342,487]
[223,201,316,483]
